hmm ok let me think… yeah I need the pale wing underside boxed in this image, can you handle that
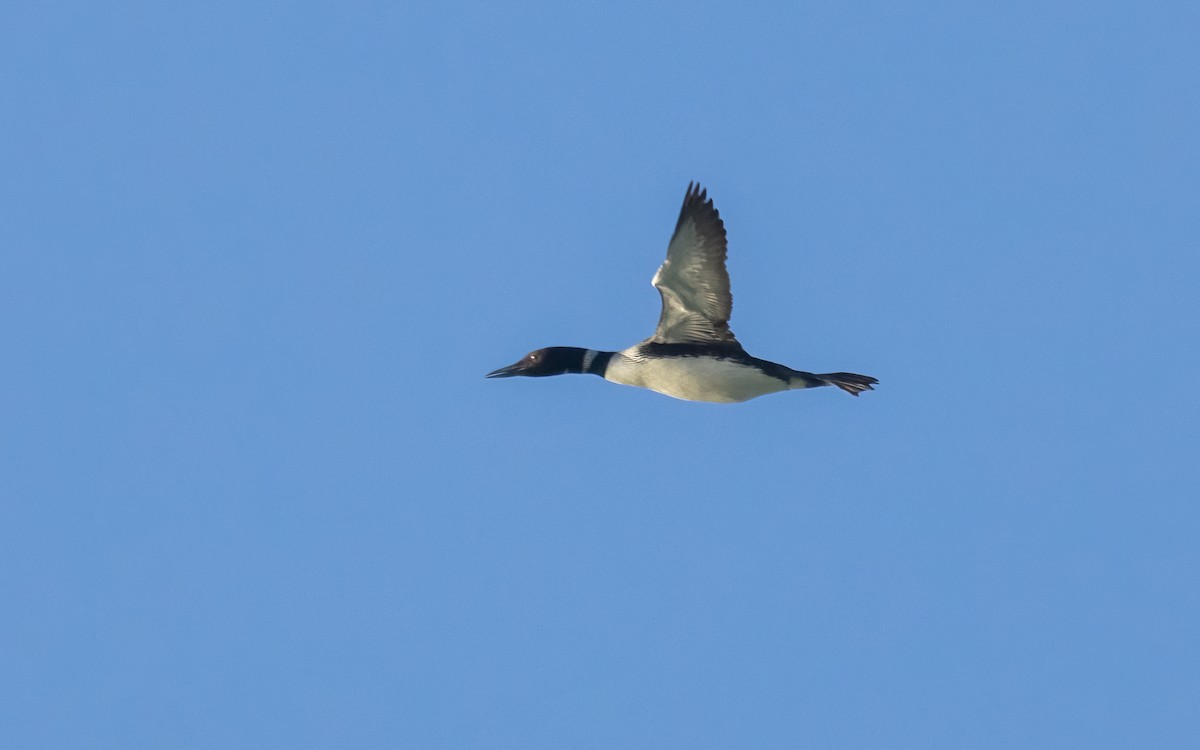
[650,183,738,345]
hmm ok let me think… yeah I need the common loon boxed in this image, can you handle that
[487,183,878,403]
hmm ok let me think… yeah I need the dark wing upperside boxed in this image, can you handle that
[650,183,739,346]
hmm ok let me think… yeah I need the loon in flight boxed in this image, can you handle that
[487,183,877,403]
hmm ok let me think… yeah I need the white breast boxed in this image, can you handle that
[604,351,790,403]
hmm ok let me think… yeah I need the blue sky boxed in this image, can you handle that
[3,1,1198,747]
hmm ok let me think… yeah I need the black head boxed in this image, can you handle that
[486,347,586,378]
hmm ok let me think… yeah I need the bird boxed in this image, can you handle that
[486,183,878,403]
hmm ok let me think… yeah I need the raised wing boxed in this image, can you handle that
[650,183,738,345]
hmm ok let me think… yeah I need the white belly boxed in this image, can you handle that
[604,353,790,403]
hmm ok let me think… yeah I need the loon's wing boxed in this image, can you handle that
[650,182,738,346]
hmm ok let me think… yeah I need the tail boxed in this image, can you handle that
[791,371,879,397]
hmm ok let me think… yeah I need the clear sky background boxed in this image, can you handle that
[3,2,1198,748]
